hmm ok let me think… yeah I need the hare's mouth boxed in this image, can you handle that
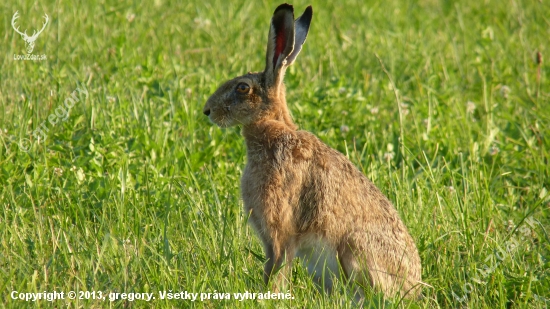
[209,114,234,128]
[213,120,231,128]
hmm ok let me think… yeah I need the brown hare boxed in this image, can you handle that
[203,3,422,300]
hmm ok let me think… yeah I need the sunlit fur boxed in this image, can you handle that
[203,3,422,300]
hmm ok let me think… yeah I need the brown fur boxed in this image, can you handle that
[203,3,422,300]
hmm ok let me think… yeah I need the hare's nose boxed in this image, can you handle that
[203,108,211,116]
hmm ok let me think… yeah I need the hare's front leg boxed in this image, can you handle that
[263,242,296,293]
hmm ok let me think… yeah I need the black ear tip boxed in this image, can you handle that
[303,6,313,20]
[274,3,294,14]
[296,5,313,27]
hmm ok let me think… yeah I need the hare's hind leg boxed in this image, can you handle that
[337,232,404,299]
[337,234,373,302]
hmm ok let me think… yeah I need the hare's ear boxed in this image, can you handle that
[264,4,296,87]
[286,6,312,66]
[264,5,313,87]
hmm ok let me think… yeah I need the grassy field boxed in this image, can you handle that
[1,0,549,308]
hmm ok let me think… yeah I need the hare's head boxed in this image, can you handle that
[203,4,312,129]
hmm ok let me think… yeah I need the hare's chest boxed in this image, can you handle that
[240,163,272,233]
[241,161,297,235]
[241,163,267,209]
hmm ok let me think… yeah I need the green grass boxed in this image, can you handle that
[1,0,549,308]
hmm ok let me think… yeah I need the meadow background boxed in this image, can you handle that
[1,0,549,307]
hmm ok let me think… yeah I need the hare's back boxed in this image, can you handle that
[299,132,401,225]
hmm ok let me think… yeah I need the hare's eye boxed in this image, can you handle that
[235,83,250,94]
